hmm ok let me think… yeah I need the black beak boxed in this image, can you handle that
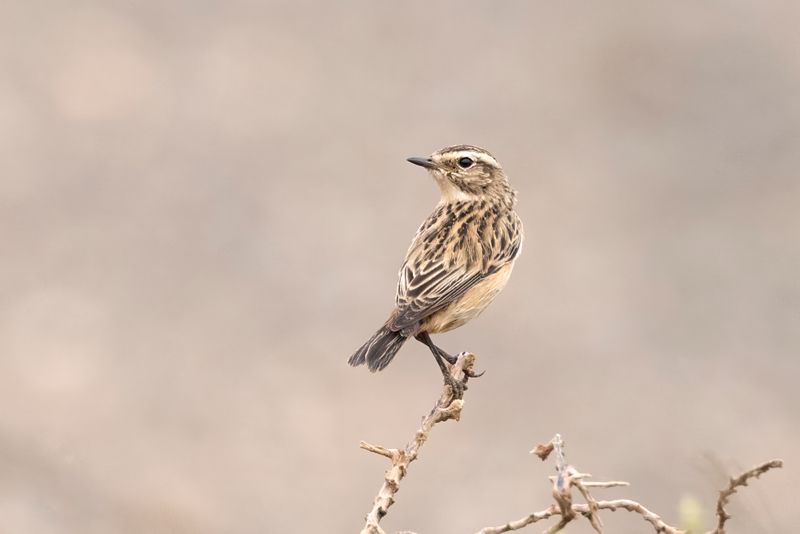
[406,156,436,169]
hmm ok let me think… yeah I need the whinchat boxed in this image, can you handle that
[348,145,523,390]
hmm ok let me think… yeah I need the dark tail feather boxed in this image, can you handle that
[348,325,407,372]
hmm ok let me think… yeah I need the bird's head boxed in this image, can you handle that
[407,145,515,206]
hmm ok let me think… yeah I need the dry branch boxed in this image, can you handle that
[709,458,784,534]
[355,363,783,534]
[357,351,476,534]
[479,434,783,534]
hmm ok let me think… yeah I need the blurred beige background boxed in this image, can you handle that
[1,1,798,533]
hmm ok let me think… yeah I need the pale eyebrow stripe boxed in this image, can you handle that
[449,150,499,167]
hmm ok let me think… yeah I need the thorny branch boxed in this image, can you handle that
[709,458,784,534]
[358,351,476,534]
[478,434,782,534]
[356,356,783,534]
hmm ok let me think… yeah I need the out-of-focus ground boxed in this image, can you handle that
[1,1,798,532]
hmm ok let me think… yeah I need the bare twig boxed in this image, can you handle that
[477,498,684,534]
[356,377,783,534]
[573,470,603,533]
[581,481,629,488]
[545,435,576,533]
[475,506,560,534]
[357,352,476,534]
[706,459,783,534]
[477,435,783,534]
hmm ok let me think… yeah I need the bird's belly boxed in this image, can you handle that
[421,262,515,334]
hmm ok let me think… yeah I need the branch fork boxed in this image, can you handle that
[358,352,476,534]
[477,434,783,534]
[355,356,783,534]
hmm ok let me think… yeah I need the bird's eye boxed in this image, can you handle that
[457,157,474,169]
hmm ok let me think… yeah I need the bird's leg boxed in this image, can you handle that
[433,345,458,365]
[415,332,467,396]
[415,332,452,375]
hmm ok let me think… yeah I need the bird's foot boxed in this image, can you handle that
[450,351,484,379]
[443,373,467,399]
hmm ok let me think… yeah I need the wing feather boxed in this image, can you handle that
[389,203,522,333]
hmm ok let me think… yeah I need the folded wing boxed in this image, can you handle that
[389,205,521,334]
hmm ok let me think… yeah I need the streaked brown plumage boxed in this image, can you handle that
[348,145,523,384]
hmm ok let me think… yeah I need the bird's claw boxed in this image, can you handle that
[465,368,485,379]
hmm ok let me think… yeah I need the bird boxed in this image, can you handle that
[348,144,523,392]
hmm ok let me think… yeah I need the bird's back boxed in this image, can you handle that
[391,199,522,336]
